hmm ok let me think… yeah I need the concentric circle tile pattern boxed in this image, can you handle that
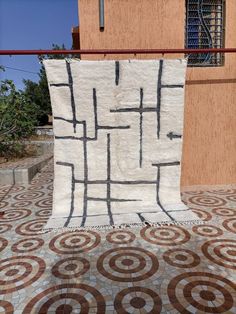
[0,160,235,313]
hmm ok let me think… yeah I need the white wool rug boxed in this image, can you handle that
[43,59,199,230]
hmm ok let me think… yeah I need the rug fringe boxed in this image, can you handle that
[42,218,205,233]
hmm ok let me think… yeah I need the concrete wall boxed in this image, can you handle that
[78,0,236,187]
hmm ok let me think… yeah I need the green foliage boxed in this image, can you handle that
[23,44,70,125]
[23,78,50,125]
[40,43,69,60]
[0,79,37,159]
[0,43,71,159]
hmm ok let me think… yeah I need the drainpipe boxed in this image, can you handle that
[99,0,105,31]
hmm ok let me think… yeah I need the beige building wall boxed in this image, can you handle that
[78,0,236,187]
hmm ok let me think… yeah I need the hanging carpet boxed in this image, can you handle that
[43,59,200,229]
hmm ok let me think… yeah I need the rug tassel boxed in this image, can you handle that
[41,217,214,234]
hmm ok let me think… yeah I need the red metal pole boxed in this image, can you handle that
[0,48,236,55]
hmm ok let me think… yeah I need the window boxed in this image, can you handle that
[185,0,225,66]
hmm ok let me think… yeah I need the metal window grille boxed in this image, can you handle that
[185,0,225,66]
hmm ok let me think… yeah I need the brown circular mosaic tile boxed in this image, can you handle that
[192,224,223,237]
[13,191,45,201]
[208,188,236,195]
[191,208,212,221]
[0,256,45,294]
[0,300,14,314]
[22,283,106,313]
[31,178,53,185]
[114,286,162,313]
[226,195,236,202]
[212,207,236,217]
[1,186,25,194]
[47,184,53,191]
[168,272,236,314]
[163,248,200,268]
[188,195,226,207]
[52,256,90,279]
[35,209,51,218]
[15,218,49,236]
[106,230,136,244]
[222,218,236,234]
[184,191,204,195]
[202,239,236,270]
[49,230,101,254]
[35,197,52,208]
[140,225,190,246]
[97,247,158,282]
[11,200,32,208]
[0,209,31,222]
[11,238,44,253]
[0,236,8,253]
[27,185,45,191]
[0,223,12,234]
[0,200,8,209]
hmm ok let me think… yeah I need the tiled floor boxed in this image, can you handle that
[0,161,235,313]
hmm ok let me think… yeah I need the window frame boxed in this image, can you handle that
[185,0,226,67]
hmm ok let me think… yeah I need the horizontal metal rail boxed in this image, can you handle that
[0,48,236,55]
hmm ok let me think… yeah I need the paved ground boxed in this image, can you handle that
[0,160,235,313]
